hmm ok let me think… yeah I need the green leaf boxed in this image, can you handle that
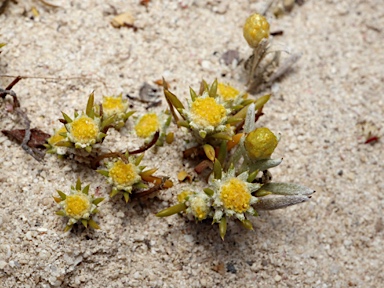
[92,197,104,205]
[55,210,66,216]
[209,79,218,98]
[81,219,88,228]
[75,178,81,191]
[88,219,100,229]
[249,158,283,171]
[61,112,73,123]
[97,170,109,177]
[253,195,311,210]
[86,92,95,118]
[219,217,227,241]
[203,144,215,162]
[82,184,90,195]
[213,159,222,180]
[260,183,315,195]
[56,190,66,200]
[240,219,253,230]
[189,87,197,101]
[217,141,227,165]
[203,188,214,197]
[156,203,187,217]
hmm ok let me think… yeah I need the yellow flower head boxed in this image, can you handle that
[220,178,251,213]
[66,114,100,146]
[211,168,259,222]
[102,95,129,119]
[108,159,141,187]
[48,126,67,146]
[217,83,240,102]
[243,13,270,48]
[190,97,226,128]
[244,127,278,160]
[135,113,160,139]
[64,193,92,220]
[188,194,210,221]
[177,190,193,203]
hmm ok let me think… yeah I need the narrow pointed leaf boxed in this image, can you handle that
[217,141,227,165]
[81,219,88,228]
[156,203,187,217]
[110,189,119,198]
[86,92,95,117]
[82,184,90,195]
[209,79,218,98]
[55,210,66,216]
[97,170,109,177]
[189,87,197,101]
[210,132,232,141]
[260,183,315,195]
[213,159,222,180]
[219,217,227,241]
[88,219,100,229]
[75,178,81,191]
[61,112,72,123]
[240,219,253,230]
[254,94,270,110]
[57,190,67,200]
[249,158,283,171]
[203,188,214,196]
[247,170,259,183]
[253,195,311,210]
[135,153,145,166]
[164,88,185,110]
[64,225,73,232]
[92,197,104,205]
[123,192,130,203]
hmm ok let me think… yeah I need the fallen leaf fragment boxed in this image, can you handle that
[111,12,135,28]
[2,128,50,148]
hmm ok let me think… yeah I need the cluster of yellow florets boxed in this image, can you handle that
[54,179,103,232]
[243,13,270,48]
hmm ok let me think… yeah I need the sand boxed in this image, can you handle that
[0,0,383,287]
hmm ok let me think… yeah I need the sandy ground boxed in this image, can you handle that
[0,0,383,287]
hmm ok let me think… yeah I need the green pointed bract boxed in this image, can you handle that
[260,183,315,195]
[189,87,197,101]
[240,219,253,230]
[74,111,79,118]
[247,170,259,183]
[217,141,227,165]
[226,117,243,124]
[92,208,99,214]
[75,178,82,191]
[135,153,144,166]
[57,190,67,200]
[213,159,222,180]
[254,94,270,110]
[203,188,214,197]
[199,130,207,139]
[200,79,209,94]
[209,79,218,98]
[61,112,73,123]
[55,140,73,147]
[164,88,185,110]
[101,115,117,129]
[97,170,109,177]
[219,217,227,240]
[210,132,232,141]
[64,225,73,232]
[81,219,88,228]
[82,184,90,195]
[92,197,104,205]
[56,210,66,216]
[156,203,187,217]
[86,92,95,118]
[123,192,130,203]
[110,188,119,198]
[88,219,100,229]
[203,144,215,162]
[133,182,147,189]
[85,146,92,153]
[58,132,68,137]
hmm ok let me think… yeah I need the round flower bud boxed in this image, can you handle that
[243,13,270,48]
[244,127,278,160]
